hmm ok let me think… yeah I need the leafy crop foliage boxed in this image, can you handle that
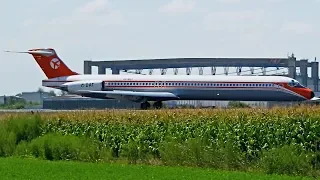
[1,105,320,177]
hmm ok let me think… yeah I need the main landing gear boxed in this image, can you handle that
[140,101,163,110]
[153,101,163,109]
[140,102,151,109]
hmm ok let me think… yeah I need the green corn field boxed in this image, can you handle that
[1,105,320,177]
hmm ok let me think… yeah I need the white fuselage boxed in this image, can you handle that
[42,74,313,102]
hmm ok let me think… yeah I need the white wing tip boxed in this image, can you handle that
[310,97,320,101]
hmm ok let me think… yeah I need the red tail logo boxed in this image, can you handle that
[50,58,61,69]
[28,48,79,79]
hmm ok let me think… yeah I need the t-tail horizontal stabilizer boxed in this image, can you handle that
[4,50,54,55]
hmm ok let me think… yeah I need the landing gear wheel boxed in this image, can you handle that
[153,101,163,109]
[140,102,151,110]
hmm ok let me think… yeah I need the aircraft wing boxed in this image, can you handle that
[309,97,320,101]
[77,90,180,102]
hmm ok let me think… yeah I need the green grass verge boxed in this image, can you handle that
[0,157,312,180]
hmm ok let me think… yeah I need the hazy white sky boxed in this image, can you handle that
[0,0,319,95]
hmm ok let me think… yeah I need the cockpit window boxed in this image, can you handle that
[288,80,305,88]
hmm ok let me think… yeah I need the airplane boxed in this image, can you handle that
[4,48,319,109]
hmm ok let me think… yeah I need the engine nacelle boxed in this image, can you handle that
[60,80,104,93]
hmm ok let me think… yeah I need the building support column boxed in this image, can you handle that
[98,66,106,74]
[112,68,120,74]
[311,62,319,91]
[288,56,296,79]
[299,59,308,87]
[84,61,92,74]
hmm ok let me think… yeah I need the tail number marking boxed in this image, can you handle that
[81,83,94,87]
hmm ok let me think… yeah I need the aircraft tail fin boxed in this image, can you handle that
[5,48,79,79]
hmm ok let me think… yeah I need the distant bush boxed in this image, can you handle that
[0,115,42,156]
[259,145,313,176]
[15,133,110,162]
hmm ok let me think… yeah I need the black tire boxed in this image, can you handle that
[140,102,151,110]
[153,101,163,109]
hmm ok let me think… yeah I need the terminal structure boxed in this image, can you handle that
[84,55,319,92]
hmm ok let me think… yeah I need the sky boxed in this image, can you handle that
[0,0,319,95]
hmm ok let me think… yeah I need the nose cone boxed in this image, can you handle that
[294,88,315,100]
[304,89,315,100]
